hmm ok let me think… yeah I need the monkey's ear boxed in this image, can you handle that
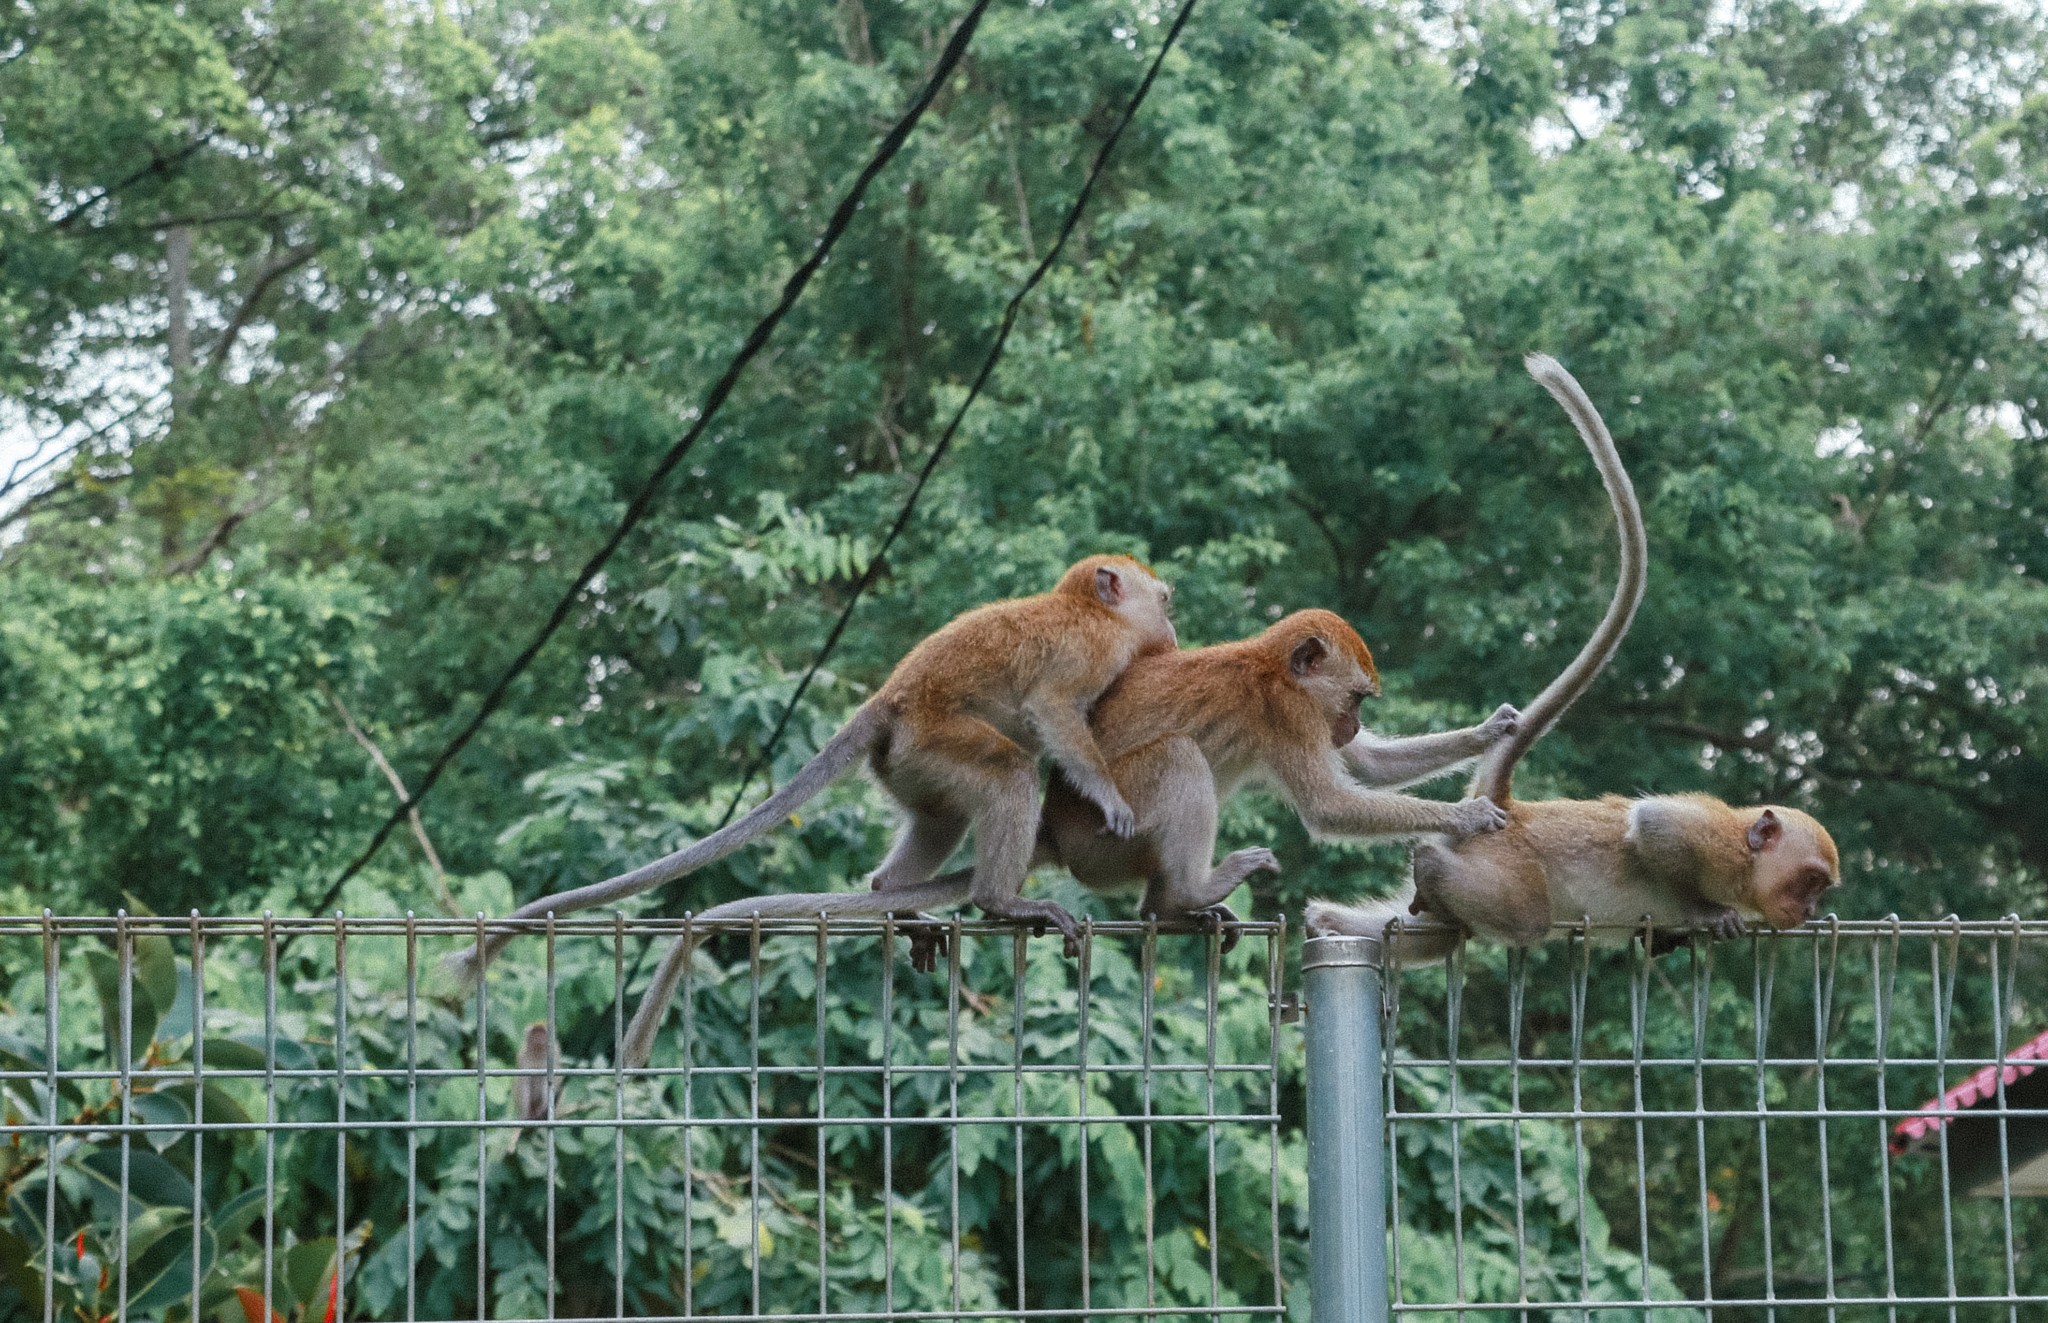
[1094,565,1126,606]
[1289,636,1329,677]
[1747,809,1783,853]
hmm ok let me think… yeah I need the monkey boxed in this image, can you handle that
[447,554,1178,986]
[615,634,1520,1066]
[1032,612,1519,941]
[614,615,1520,1067]
[883,609,1520,975]
[1304,354,1841,962]
[614,620,1521,1066]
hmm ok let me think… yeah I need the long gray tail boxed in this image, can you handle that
[447,699,890,986]
[619,871,975,1069]
[1467,353,1647,807]
[1303,890,1464,966]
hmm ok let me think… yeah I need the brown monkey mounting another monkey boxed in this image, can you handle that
[1306,354,1841,961]
[618,607,1518,1069]
[1032,610,1518,941]
[447,554,1178,988]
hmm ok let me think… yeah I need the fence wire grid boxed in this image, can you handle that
[1376,918,2048,1322]
[5,913,2047,1323]
[0,913,1289,1323]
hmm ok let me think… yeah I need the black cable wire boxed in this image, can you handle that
[301,0,1001,925]
[717,0,1202,829]
[589,0,1205,1026]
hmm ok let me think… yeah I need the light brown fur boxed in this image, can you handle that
[1305,355,1842,960]
[1034,609,1514,938]
[450,554,1176,986]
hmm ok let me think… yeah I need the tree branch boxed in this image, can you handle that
[834,0,876,64]
[1858,356,1968,539]
[116,206,299,234]
[1000,102,1036,261]
[166,226,193,398]
[321,683,461,917]
[0,391,168,508]
[0,477,78,537]
[1645,717,1775,753]
[165,494,276,575]
[207,241,320,373]
[50,136,215,231]
[1,433,70,500]
[1285,490,1350,584]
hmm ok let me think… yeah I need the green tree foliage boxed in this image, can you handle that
[2,0,2045,1316]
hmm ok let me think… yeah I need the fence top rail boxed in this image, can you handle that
[3,910,2039,941]
[2,911,1292,940]
[1375,912,2033,942]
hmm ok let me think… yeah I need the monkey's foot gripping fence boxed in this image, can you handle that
[5,913,2047,1323]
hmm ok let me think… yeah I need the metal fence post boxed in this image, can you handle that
[1304,934,1389,1323]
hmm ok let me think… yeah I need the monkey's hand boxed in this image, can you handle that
[1643,929,1693,958]
[1649,905,1748,956]
[1479,704,1521,744]
[1698,904,1748,942]
[1445,796,1510,836]
[1093,791,1138,839]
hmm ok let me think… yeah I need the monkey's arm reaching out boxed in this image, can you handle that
[1273,751,1509,840]
[1342,705,1520,789]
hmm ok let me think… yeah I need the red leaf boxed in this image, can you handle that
[234,1286,284,1323]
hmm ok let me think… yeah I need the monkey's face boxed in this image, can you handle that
[1120,571,1177,652]
[1085,557,1177,652]
[1746,807,1842,929]
[1143,575,1178,651]
[1283,632,1382,748]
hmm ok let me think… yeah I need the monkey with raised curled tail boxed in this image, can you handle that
[1307,355,1841,961]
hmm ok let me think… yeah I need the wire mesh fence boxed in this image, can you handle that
[1373,918,2048,1321]
[8,912,2048,1323]
[0,913,1291,1323]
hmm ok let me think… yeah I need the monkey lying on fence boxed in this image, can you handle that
[1306,354,1840,961]
[448,554,1178,986]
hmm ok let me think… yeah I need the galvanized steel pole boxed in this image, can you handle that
[1304,934,1389,1323]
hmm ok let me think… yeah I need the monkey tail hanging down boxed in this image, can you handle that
[611,868,979,1068]
[1306,354,1839,963]
[446,554,1178,988]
